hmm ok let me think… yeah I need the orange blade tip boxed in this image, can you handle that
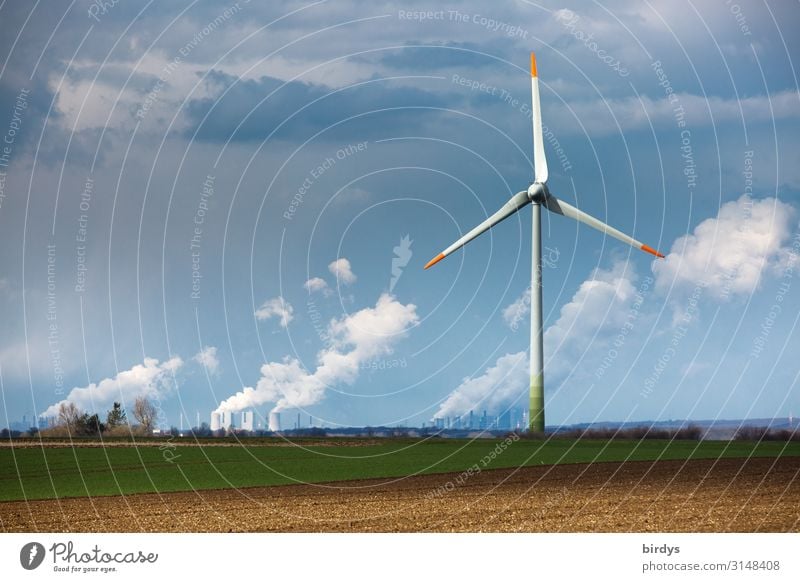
[641,244,665,259]
[424,253,445,270]
[530,52,537,77]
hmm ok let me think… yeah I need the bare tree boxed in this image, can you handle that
[57,402,81,430]
[132,396,158,433]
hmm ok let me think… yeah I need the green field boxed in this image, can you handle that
[2,438,799,502]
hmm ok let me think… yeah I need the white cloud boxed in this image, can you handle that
[544,262,638,376]
[502,287,531,329]
[42,356,183,417]
[653,195,797,299]
[303,277,330,294]
[217,293,418,413]
[193,346,220,375]
[255,297,294,327]
[435,352,528,420]
[442,262,638,418]
[328,258,356,285]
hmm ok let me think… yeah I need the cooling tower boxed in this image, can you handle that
[268,411,281,432]
[240,411,254,432]
[210,412,221,431]
[221,410,234,430]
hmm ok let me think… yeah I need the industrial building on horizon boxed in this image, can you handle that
[207,408,530,434]
[209,409,276,432]
[432,409,528,431]
[210,410,237,431]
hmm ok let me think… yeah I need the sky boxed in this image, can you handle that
[0,0,798,430]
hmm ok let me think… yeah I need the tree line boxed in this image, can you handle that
[45,397,159,437]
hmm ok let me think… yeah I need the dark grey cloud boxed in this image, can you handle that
[375,41,509,70]
[0,77,56,152]
[185,70,459,142]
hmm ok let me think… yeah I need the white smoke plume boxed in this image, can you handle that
[435,352,528,421]
[42,356,183,417]
[216,293,418,414]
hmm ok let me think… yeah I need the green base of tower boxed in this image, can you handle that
[529,373,544,433]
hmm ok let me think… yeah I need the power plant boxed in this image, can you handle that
[209,410,280,432]
[208,407,530,434]
[209,410,237,431]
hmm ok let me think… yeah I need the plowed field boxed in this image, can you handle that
[2,457,798,532]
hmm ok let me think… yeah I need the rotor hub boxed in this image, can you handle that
[527,182,549,204]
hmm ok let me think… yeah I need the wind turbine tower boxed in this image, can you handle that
[425,53,664,432]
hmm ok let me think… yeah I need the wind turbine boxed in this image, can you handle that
[424,53,664,433]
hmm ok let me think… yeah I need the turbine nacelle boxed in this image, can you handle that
[527,182,549,204]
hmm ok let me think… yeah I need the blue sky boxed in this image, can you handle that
[1,0,798,430]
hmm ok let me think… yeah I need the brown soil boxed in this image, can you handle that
[2,457,798,532]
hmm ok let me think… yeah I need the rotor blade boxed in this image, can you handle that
[424,191,531,269]
[543,194,665,258]
[531,52,548,184]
